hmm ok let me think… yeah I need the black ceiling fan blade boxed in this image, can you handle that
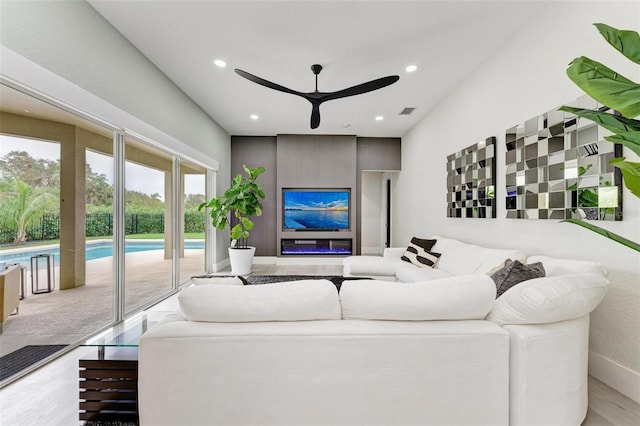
[322,75,400,102]
[310,102,321,129]
[234,68,303,97]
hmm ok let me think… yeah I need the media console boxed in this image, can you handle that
[281,238,352,255]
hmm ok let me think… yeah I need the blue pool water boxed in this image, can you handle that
[0,240,204,269]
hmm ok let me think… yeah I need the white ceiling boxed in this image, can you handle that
[88,1,549,138]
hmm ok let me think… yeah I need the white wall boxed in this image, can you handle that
[396,1,640,399]
[361,172,385,255]
[0,0,231,262]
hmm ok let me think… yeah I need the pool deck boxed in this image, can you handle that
[0,249,205,357]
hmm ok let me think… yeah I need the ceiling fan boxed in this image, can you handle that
[234,64,400,129]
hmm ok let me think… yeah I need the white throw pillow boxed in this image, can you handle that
[526,255,607,277]
[179,279,341,322]
[190,276,246,286]
[340,275,496,321]
[485,273,609,326]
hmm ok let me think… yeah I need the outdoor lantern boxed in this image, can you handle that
[31,254,55,294]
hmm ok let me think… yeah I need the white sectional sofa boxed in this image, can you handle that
[138,236,609,426]
[343,235,608,283]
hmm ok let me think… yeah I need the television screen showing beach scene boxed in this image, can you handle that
[283,190,350,230]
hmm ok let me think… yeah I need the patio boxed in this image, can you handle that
[0,249,205,357]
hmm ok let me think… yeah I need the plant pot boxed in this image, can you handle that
[228,246,256,276]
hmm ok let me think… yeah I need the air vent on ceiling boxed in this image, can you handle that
[399,107,416,115]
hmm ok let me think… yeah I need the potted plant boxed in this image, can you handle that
[199,165,266,274]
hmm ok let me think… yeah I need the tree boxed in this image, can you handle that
[0,150,59,188]
[0,151,116,208]
[86,163,113,206]
[125,190,164,210]
[0,178,59,244]
[184,193,206,209]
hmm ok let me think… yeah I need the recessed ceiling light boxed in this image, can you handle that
[375,116,384,121]
[214,59,227,68]
[405,64,418,73]
[250,114,259,120]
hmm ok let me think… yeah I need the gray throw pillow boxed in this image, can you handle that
[490,259,545,298]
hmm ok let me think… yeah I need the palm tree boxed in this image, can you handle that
[0,178,59,244]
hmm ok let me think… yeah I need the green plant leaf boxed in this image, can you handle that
[610,158,640,197]
[241,217,254,231]
[230,223,244,240]
[604,132,640,157]
[559,106,640,132]
[562,219,640,252]
[578,188,598,207]
[559,106,640,156]
[594,23,640,65]
[565,56,640,117]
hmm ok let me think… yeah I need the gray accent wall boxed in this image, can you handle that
[277,135,358,256]
[232,135,401,255]
[230,136,277,256]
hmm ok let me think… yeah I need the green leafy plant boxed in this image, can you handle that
[559,23,640,252]
[199,165,265,249]
[0,178,59,244]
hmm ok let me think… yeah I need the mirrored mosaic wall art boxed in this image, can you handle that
[505,96,622,221]
[446,137,496,218]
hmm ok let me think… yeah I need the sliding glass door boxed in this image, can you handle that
[179,160,206,284]
[0,84,115,360]
[0,81,215,383]
[123,136,173,314]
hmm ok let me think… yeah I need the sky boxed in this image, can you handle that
[0,135,205,200]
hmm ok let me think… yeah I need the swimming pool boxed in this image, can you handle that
[0,240,204,269]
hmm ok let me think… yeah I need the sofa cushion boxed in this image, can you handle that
[179,279,341,322]
[343,256,402,277]
[485,273,609,326]
[431,236,527,275]
[395,264,454,283]
[340,275,496,321]
[401,242,441,268]
[526,255,607,277]
[190,275,247,286]
[491,259,546,297]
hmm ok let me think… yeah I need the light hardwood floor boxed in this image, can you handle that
[1,263,638,425]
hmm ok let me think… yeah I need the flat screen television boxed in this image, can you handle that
[283,188,350,231]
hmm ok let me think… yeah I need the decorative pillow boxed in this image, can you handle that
[401,237,441,268]
[486,260,509,276]
[179,279,341,322]
[409,237,437,251]
[340,275,496,320]
[490,259,545,297]
[485,273,609,325]
[190,275,248,286]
